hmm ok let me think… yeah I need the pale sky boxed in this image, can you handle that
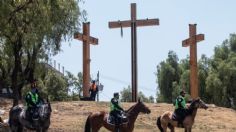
[53,0,236,101]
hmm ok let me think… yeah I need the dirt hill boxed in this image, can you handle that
[1,99,236,132]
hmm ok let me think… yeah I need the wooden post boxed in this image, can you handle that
[74,22,98,97]
[109,3,159,102]
[182,24,204,99]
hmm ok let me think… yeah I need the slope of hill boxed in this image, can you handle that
[1,99,236,132]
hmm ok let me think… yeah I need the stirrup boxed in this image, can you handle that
[32,117,39,121]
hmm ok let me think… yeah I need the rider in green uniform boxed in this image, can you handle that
[174,90,188,124]
[110,92,124,126]
[25,79,40,120]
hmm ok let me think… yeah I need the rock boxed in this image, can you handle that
[54,109,58,114]
[208,104,216,108]
[0,110,5,115]
[3,119,8,124]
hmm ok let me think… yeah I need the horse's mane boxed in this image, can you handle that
[126,101,141,114]
[188,98,200,112]
[126,104,135,112]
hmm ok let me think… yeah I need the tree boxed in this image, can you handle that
[138,91,149,102]
[0,0,83,106]
[45,71,68,101]
[65,71,83,100]
[156,51,179,103]
[198,55,210,100]
[120,86,132,102]
[156,34,236,109]
[120,85,154,103]
[148,96,155,103]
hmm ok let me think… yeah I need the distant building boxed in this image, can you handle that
[0,61,65,98]
[41,62,65,78]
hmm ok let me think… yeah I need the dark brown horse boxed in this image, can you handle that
[84,99,151,132]
[156,98,208,132]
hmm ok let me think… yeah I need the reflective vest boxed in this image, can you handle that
[91,84,97,91]
[27,92,39,107]
[175,95,186,109]
[110,98,121,111]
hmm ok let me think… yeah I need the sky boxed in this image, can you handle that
[53,0,236,101]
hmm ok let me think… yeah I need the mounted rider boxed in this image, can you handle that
[110,92,125,126]
[174,90,189,125]
[25,79,41,121]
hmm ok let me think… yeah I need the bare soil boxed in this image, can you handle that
[1,99,236,132]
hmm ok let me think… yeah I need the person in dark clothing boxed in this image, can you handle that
[174,90,189,125]
[110,92,125,127]
[25,79,40,121]
[89,80,98,101]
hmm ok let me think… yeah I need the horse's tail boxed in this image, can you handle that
[156,116,164,132]
[84,115,91,132]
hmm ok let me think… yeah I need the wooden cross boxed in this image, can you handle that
[74,22,98,98]
[182,24,204,99]
[109,3,159,102]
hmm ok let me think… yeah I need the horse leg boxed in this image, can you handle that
[188,127,192,132]
[35,127,43,132]
[167,124,175,132]
[184,127,191,132]
[92,125,103,132]
[42,128,48,132]
[17,125,23,132]
[184,128,187,132]
[161,122,168,132]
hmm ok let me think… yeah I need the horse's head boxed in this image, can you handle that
[136,98,151,114]
[38,98,52,120]
[190,98,208,110]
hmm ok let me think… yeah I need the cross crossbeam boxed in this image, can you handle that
[74,33,98,45]
[109,3,159,102]
[109,19,159,28]
[74,22,99,98]
[182,24,204,99]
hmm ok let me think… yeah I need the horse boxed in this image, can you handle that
[156,98,208,132]
[9,99,52,132]
[84,99,151,132]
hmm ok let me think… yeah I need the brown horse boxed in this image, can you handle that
[84,99,151,132]
[156,98,208,132]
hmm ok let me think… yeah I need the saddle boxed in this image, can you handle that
[21,107,39,122]
[107,113,128,125]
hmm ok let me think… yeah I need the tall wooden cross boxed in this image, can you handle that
[109,3,159,102]
[74,22,98,97]
[182,24,204,99]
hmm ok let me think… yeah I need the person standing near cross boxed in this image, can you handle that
[74,22,99,98]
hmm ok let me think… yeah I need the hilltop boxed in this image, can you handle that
[1,99,236,132]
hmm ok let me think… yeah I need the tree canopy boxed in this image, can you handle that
[156,34,236,109]
[0,0,84,105]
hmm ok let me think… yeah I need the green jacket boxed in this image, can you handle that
[25,91,39,108]
[175,95,187,109]
[110,98,124,112]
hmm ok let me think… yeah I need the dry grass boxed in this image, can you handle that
[1,99,236,132]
